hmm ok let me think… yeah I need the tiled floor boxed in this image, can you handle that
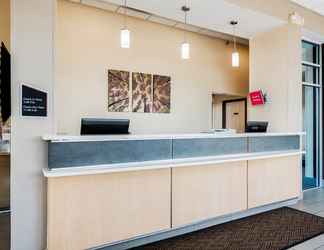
[289,188,324,250]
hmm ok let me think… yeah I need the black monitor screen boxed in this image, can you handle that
[245,121,268,133]
[81,118,130,135]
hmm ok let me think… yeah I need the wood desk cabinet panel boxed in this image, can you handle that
[0,154,9,209]
[248,155,301,209]
[172,161,248,227]
[47,168,171,250]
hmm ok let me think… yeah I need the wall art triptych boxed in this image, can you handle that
[108,70,130,112]
[108,69,171,113]
[132,72,152,113]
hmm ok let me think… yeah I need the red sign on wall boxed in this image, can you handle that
[249,90,265,106]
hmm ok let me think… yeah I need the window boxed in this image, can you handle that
[302,41,321,85]
[302,40,321,190]
[303,41,320,64]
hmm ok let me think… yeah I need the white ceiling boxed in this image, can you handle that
[291,0,324,16]
[98,0,285,39]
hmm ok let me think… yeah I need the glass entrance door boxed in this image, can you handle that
[302,86,319,189]
[302,40,321,190]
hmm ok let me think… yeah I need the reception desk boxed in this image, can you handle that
[43,133,304,250]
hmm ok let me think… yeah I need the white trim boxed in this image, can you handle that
[318,44,323,187]
[43,150,304,178]
[0,210,10,214]
[302,61,321,68]
[302,36,322,45]
[42,132,305,143]
[302,82,321,88]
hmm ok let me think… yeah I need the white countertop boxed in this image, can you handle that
[1,133,10,142]
[43,132,305,143]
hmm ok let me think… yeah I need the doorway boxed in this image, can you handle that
[211,94,247,133]
[222,99,247,133]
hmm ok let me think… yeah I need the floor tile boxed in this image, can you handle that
[293,234,324,250]
[302,202,324,214]
[316,211,324,217]
[303,189,324,202]
[289,188,324,250]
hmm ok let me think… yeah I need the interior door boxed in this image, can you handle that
[223,100,246,133]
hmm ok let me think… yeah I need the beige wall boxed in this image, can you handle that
[56,0,249,135]
[249,23,302,132]
[0,0,10,50]
[11,0,55,249]
[226,0,324,36]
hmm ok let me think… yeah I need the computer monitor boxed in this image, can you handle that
[0,42,11,123]
[81,118,130,135]
[245,121,268,133]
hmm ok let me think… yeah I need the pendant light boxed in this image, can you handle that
[230,21,239,67]
[121,0,130,48]
[181,4,190,60]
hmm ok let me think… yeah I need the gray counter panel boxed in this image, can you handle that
[47,135,301,169]
[172,137,248,159]
[249,136,300,152]
[48,139,172,169]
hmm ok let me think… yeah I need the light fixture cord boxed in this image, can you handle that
[123,0,127,29]
[183,0,189,43]
[184,10,187,42]
[233,24,237,52]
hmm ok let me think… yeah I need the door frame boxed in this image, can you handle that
[301,39,322,189]
[222,98,247,130]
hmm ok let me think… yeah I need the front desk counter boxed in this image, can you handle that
[43,132,304,250]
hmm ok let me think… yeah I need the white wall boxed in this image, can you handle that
[56,1,249,135]
[11,0,55,249]
[249,23,302,132]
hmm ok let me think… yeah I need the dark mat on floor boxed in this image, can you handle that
[132,207,324,250]
[0,213,10,250]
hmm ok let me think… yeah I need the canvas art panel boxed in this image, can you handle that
[132,72,152,113]
[153,75,171,113]
[108,69,130,112]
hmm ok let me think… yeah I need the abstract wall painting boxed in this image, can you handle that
[108,69,171,114]
[132,72,152,113]
[153,75,171,113]
[108,69,130,112]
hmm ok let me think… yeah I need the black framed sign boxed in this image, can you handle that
[21,84,48,117]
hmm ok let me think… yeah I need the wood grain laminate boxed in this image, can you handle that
[248,155,301,209]
[172,161,248,227]
[0,155,9,209]
[47,168,171,250]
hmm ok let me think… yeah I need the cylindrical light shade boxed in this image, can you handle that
[181,42,190,60]
[121,29,130,48]
[232,51,239,67]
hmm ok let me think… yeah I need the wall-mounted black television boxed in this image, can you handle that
[0,42,11,123]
